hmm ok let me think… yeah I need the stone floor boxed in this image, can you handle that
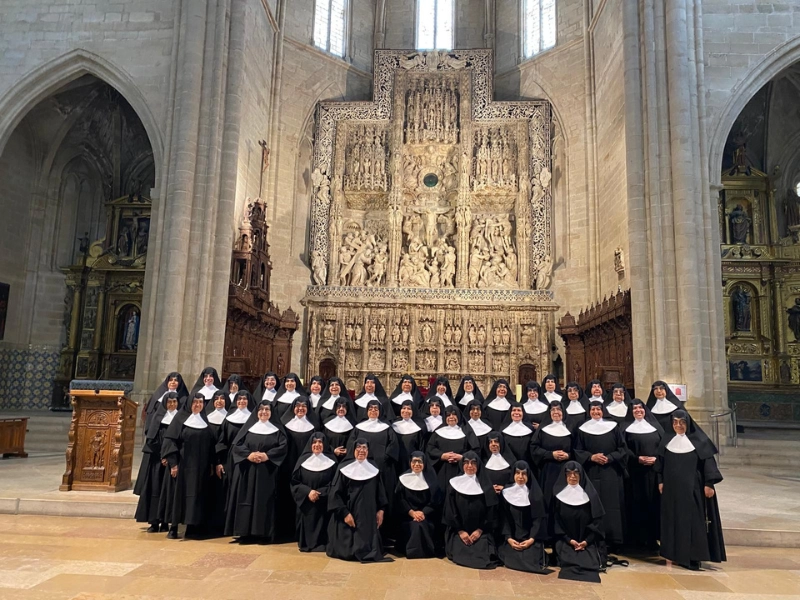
[0,514,800,600]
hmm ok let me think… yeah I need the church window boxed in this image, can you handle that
[522,0,556,58]
[314,0,347,57]
[416,0,454,51]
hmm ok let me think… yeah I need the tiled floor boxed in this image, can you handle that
[1,515,800,600]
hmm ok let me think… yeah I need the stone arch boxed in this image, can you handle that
[0,49,163,175]
[708,37,800,186]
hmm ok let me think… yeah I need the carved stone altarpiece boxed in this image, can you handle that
[303,50,557,392]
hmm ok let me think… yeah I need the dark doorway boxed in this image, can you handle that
[319,358,337,381]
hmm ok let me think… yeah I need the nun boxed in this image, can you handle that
[189,367,222,404]
[482,379,515,431]
[318,376,353,422]
[423,397,445,440]
[498,461,548,574]
[647,380,686,432]
[273,373,305,420]
[464,399,493,448]
[624,399,663,551]
[216,391,256,498]
[443,452,499,569]
[326,438,392,562]
[353,373,393,422]
[134,391,179,532]
[322,397,356,460]
[552,461,606,583]
[585,379,605,403]
[144,372,188,432]
[500,404,535,463]
[529,402,573,541]
[394,452,444,559]
[542,374,563,404]
[225,401,288,542]
[290,432,337,552]
[521,381,549,428]
[656,410,726,570]
[480,432,517,494]
[307,376,325,409]
[389,374,425,413]
[454,375,485,417]
[252,371,279,403]
[278,395,320,538]
[424,376,454,412]
[221,374,244,404]
[159,393,218,539]
[348,399,400,520]
[204,390,231,535]
[426,405,478,490]
[605,383,634,427]
[574,399,628,551]
[391,399,427,474]
[562,382,589,431]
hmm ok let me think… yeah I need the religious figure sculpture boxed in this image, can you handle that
[729,204,751,244]
[121,309,139,350]
[730,286,752,332]
[788,298,800,341]
[311,248,327,285]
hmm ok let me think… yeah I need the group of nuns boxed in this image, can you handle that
[134,369,726,582]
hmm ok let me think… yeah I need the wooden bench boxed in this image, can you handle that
[0,417,29,458]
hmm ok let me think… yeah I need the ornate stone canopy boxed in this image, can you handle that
[303,49,557,392]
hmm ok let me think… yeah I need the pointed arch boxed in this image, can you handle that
[0,49,164,173]
[708,37,800,187]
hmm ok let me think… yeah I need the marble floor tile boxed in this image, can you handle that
[188,551,258,570]
[0,569,57,589]
[32,574,134,594]
[670,574,734,592]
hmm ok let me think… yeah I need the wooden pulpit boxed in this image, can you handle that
[60,389,138,492]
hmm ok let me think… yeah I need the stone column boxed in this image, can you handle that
[622,0,727,426]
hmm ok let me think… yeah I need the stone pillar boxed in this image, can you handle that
[622,0,727,425]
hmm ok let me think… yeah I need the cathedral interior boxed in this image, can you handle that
[0,0,799,438]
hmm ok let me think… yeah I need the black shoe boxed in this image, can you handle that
[146,524,159,533]
[159,523,169,533]
[167,527,179,540]
[679,561,701,571]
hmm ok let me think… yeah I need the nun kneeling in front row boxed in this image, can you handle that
[553,461,606,583]
[498,461,549,574]
[394,451,444,558]
[291,432,337,552]
[326,438,393,562]
[443,451,499,569]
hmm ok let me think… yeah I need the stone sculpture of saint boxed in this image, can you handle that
[122,310,139,350]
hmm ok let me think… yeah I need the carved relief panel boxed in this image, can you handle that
[303,50,556,390]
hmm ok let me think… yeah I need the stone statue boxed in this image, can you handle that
[477,325,487,346]
[311,248,327,285]
[501,326,511,345]
[121,310,139,350]
[378,322,386,343]
[391,322,401,343]
[788,298,800,341]
[322,321,335,343]
[453,325,462,345]
[731,286,752,332]
[535,253,554,290]
[354,323,363,343]
[444,325,453,344]
[117,225,131,256]
[729,204,751,244]
[135,220,149,255]
[345,322,354,341]
[492,327,501,346]
[370,324,379,344]
[401,325,409,344]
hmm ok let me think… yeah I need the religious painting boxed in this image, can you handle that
[116,305,140,352]
[0,282,8,340]
[729,359,763,382]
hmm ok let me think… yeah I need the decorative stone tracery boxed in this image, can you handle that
[303,50,555,390]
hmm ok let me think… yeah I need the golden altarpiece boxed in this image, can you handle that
[53,194,150,408]
[720,153,800,426]
[303,49,557,393]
